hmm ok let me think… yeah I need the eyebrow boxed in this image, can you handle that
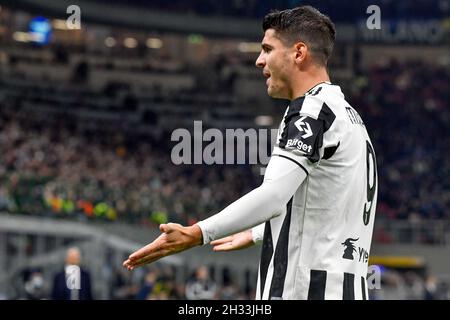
[261,43,273,50]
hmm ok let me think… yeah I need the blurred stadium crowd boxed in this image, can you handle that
[14,262,450,300]
[352,60,449,221]
[0,54,448,228]
[0,107,256,226]
[16,262,256,300]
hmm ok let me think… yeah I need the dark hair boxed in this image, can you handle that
[262,6,336,66]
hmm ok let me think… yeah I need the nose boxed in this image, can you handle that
[255,51,265,68]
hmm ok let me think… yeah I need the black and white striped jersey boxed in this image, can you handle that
[256,82,378,300]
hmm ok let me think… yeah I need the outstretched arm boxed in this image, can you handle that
[123,156,307,270]
[196,155,307,244]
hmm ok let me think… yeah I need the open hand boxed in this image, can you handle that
[123,223,203,270]
[210,230,254,252]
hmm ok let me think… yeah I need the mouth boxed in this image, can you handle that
[263,70,271,85]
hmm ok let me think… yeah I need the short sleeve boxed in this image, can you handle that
[273,95,340,173]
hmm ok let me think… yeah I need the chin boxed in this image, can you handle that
[267,88,284,99]
[267,86,277,97]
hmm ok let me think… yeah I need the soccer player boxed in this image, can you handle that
[123,6,378,300]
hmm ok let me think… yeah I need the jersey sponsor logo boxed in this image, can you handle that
[342,237,369,263]
[280,103,335,163]
[342,238,359,260]
[294,116,313,139]
[286,138,313,153]
[285,115,315,154]
[358,246,369,263]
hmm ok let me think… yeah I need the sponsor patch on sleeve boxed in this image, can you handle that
[279,113,324,163]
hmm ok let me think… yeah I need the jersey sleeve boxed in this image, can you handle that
[273,95,341,173]
[196,155,307,244]
[251,223,265,244]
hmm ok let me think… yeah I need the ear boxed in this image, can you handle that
[294,42,308,65]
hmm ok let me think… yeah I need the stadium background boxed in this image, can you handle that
[0,0,448,300]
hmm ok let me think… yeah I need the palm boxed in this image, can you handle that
[210,230,254,252]
[123,223,202,270]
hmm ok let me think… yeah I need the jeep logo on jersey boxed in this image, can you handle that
[342,238,370,263]
[341,238,359,260]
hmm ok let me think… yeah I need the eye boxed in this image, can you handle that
[262,45,272,53]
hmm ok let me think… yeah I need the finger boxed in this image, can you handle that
[129,243,160,261]
[123,259,136,271]
[159,224,168,233]
[210,236,234,246]
[129,235,166,260]
[123,259,133,271]
[129,246,153,261]
[213,242,236,252]
[160,223,182,233]
[123,258,135,268]
[128,246,168,265]
[128,252,165,268]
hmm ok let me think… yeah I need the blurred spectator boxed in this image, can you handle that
[135,269,158,299]
[23,269,46,300]
[109,267,139,299]
[51,247,93,300]
[424,275,438,300]
[370,269,409,300]
[218,268,240,299]
[185,266,217,300]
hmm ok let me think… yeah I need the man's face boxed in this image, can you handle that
[66,248,81,265]
[255,29,295,99]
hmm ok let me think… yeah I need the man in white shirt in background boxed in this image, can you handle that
[52,247,93,300]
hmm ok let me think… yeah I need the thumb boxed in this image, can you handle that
[159,224,169,233]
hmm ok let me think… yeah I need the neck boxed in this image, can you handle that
[289,64,330,100]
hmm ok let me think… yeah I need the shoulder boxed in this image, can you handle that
[304,83,353,128]
[81,268,91,277]
[54,270,64,278]
[301,83,339,115]
[53,271,65,284]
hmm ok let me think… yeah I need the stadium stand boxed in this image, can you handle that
[0,1,448,300]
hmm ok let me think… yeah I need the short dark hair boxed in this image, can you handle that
[262,6,336,66]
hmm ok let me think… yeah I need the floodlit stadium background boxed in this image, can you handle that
[0,0,448,300]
